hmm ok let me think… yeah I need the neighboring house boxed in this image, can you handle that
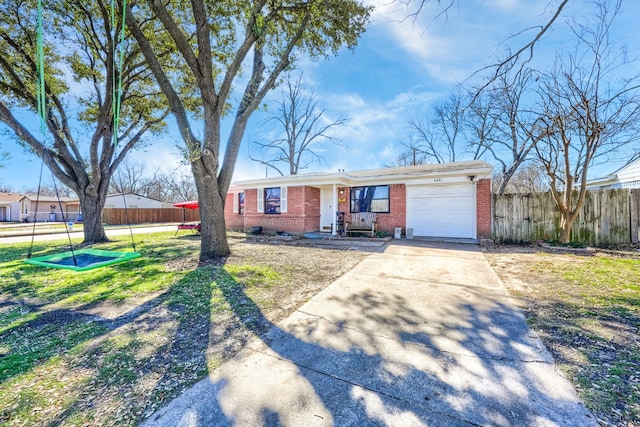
[587,158,640,189]
[225,160,493,240]
[19,194,81,222]
[105,193,173,209]
[0,192,22,222]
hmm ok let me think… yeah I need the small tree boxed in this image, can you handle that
[250,74,347,176]
[534,0,640,243]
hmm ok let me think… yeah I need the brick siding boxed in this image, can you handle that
[224,192,245,230]
[241,186,320,233]
[337,184,406,234]
[476,178,492,239]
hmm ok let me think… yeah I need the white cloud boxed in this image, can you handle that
[363,0,564,85]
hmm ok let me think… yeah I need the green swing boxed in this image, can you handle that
[24,0,140,272]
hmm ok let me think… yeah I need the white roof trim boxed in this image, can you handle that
[234,160,493,188]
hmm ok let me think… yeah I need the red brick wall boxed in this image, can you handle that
[337,184,406,234]
[224,193,245,231]
[242,186,321,233]
[476,178,492,239]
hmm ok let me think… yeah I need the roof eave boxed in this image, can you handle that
[234,163,493,189]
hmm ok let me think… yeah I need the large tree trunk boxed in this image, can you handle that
[78,190,109,243]
[193,165,230,262]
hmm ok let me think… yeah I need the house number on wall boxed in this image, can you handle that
[433,178,443,182]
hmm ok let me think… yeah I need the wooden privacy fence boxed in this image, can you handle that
[102,208,200,225]
[493,189,640,245]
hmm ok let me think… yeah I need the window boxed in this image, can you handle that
[238,192,245,214]
[258,187,287,214]
[264,187,281,214]
[350,185,390,213]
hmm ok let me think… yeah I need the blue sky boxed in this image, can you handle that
[2,0,639,191]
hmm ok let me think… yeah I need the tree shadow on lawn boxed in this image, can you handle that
[145,266,596,426]
[0,264,212,425]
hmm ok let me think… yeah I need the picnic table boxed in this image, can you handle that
[173,201,201,235]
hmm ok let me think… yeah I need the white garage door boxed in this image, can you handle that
[406,184,475,238]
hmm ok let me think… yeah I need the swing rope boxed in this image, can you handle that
[28,0,78,265]
[111,0,137,252]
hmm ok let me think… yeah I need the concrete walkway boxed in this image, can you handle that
[141,240,596,427]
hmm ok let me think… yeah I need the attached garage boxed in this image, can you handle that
[406,183,476,238]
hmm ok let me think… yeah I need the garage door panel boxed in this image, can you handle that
[406,185,475,238]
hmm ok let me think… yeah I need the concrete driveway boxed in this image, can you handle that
[141,240,596,426]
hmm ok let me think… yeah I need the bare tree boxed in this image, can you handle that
[382,139,430,167]
[157,171,197,203]
[400,0,570,96]
[109,159,196,202]
[472,0,570,97]
[0,146,7,170]
[469,68,547,194]
[492,162,548,194]
[408,92,486,164]
[23,179,75,198]
[534,0,640,243]
[250,74,347,175]
[109,160,153,195]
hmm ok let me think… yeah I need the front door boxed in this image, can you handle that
[320,187,334,232]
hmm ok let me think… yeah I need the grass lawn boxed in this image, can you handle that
[0,232,369,426]
[486,249,640,427]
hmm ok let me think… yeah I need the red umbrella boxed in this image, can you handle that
[173,201,199,209]
[173,201,199,224]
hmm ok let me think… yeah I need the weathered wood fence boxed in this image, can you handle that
[493,188,640,245]
[102,208,200,225]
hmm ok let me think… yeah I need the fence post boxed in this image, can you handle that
[631,189,639,244]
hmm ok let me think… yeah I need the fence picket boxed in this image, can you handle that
[493,189,633,245]
[101,208,200,225]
